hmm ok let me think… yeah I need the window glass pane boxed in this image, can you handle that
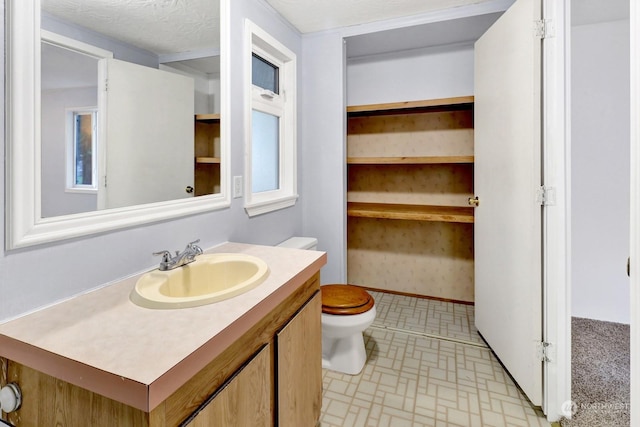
[252,53,279,93]
[74,113,94,186]
[252,110,279,193]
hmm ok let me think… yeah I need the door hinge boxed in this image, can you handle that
[104,79,109,92]
[534,19,554,39]
[628,257,631,277]
[536,185,556,206]
[537,341,553,362]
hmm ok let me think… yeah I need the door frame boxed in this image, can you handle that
[630,1,640,425]
[548,0,639,423]
[541,0,571,421]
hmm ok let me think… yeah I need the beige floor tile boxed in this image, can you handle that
[320,292,550,426]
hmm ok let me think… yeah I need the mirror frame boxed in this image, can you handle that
[5,0,230,249]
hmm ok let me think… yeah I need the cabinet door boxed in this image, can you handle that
[184,344,272,427]
[276,292,322,427]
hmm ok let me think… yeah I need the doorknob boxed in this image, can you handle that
[468,196,480,207]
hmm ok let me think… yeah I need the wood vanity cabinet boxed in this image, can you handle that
[347,97,475,302]
[2,274,322,427]
[185,290,322,427]
[276,289,322,427]
[183,344,272,426]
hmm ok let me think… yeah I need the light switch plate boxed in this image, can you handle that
[233,176,243,198]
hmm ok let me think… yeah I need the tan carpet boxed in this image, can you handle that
[561,317,630,427]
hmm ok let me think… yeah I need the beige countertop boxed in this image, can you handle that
[0,242,326,411]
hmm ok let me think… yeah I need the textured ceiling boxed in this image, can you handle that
[40,0,629,57]
[345,12,502,58]
[41,0,220,55]
[265,0,496,33]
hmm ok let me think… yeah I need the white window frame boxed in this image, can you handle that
[244,19,297,217]
[65,107,98,193]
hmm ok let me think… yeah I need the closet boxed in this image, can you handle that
[346,96,474,303]
[194,113,221,196]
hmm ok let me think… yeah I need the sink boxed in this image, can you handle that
[130,253,270,309]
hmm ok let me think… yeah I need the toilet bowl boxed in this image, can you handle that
[277,237,376,375]
[320,284,376,375]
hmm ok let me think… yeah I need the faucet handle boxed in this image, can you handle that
[186,239,203,254]
[153,250,172,262]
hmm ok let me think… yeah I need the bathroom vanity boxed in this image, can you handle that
[0,243,326,426]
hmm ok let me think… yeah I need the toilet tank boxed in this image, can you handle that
[277,237,318,250]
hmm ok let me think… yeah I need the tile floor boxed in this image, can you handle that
[319,291,550,427]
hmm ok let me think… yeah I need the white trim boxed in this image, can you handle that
[5,0,231,249]
[158,48,221,64]
[541,0,571,421]
[41,29,113,59]
[6,0,40,250]
[65,188,97,195]
[220,0,230,205]
[41,11,157,61]
[630,0,640,425]
[244,19,298,217]
[244,195,299,217]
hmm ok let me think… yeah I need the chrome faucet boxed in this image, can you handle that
[153,239,203,271]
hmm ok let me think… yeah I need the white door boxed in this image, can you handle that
[474,0,543,406]
[98,58,194,210]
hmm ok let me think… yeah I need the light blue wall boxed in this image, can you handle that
[0,0,304,322]
[301,32,347,284]
[572,18,630,324]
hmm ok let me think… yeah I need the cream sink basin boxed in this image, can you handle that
[130,253,270,309]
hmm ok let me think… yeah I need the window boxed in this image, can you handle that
[245,20,297,216]
[251,110,280,192]
[66,108,98,192]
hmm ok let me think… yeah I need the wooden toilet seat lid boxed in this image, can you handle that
[321,285,374,315]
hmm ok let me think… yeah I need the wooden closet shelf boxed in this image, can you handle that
[195,113,221,121]
[347,202,474,223]
[196,157,221,164]
[347,156,474,165]
[347,96,474,114]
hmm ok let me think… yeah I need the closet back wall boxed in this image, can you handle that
[346,43,474,105]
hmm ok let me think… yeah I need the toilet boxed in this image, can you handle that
[277,237,376,375]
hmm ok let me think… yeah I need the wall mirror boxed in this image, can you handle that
[6,0,230,249]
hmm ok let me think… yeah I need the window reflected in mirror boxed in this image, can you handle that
[70,109,97,190]
[41,40,101,217]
